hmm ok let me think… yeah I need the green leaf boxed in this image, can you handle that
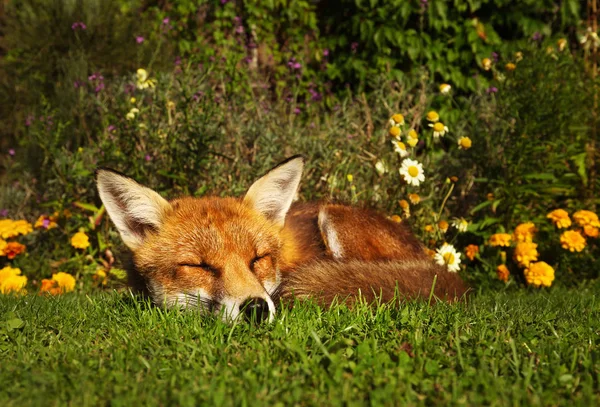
[6,318,24,331]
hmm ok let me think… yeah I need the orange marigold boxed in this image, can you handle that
[572,210,600,228]
[524,261,555,287]
[1,242,26,259]
[560,230,586,252]
[583,225,598,238]
[547,209,571,229]
[40,272,76,295]
[513,222,537,243]
[513,242,539,268]
[489,233,512,247]
[465,244,479,261]
[438,220,449,233]
[496,264,510,282]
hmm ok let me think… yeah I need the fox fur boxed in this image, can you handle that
[96,155,468,322]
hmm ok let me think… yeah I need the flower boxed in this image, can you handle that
[389,114,404,127]
[71,232,90,250]
[557,38,567,51]
[35,214,58,230]
[482,57,492,71]
[439,84,451,94]
[524,262,554,287]
[429,122,448,138]
[346,174,353,183]
[452,218,469,233]
[390,215,402,223]
[560,230,586,252]
[496,264,510,282]
[424,224,434,233]
[136,36,145,44]
[434,244,461,272]
[375,160,387,175]
[513,242,538,268]
[40,272,76,295]
[125,107,140,121]
[399,159,425,186]
[0,266,27,295]
[437,220,449,233]
[458,137,472,150]
[391,140,409,158]
[572,210,600,228]
[389,126,401,139]
[93,269,108,285]
[408,193,420,205]
[515,51,523,62]
[136,68,157,89]
[583,225,598,238]
[547,209,571,229]
[489,233,511,247]
[465,244,479,261]
[71,22,87,31]
[398,200,409,210]
[513,222,537,243]
[505,62,516,71]
[486,86,498,94]
[1,242,26,259]
[0,219,33,239]
[426,111,439,122]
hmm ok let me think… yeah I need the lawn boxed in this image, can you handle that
[1,284,599,406]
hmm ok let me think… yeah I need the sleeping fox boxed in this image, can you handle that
[96,156,468,322]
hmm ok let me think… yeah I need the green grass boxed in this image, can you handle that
[1,284,599,406]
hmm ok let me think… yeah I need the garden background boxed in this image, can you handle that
[0,0,600,405]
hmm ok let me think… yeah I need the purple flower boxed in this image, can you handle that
[71,22,87,31]
[234,16,241,24]
[309,88,322,102]
[486,86,498,94]
[8,149,15,156]
[293,107,301,115]
[25,115,34,127]
[88,73,97,81]
[351,42,358,53]
[491,52,499,62]
[107,125,116,132]
[174,56,182,66]
[42,219,50,228]
[162,17,170,25]
[145,154,152,162]
[0,209,8,217]
[532,32,542,41]
[95,83,105,93]
[323,49,329,57]
[221,0,229,4]
[136,36,144,44]
[74,80,83,88]
[235,25,244,34]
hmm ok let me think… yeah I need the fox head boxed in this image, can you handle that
[96,156,304,323]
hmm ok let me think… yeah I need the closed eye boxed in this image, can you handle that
[179,263,220,275]
[250,254,270,270]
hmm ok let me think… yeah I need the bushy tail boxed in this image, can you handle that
[278,259,469,307]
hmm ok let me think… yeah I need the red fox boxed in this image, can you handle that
[96,156,468,322]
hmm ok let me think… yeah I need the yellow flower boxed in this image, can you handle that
[513,242,539,268]
[557,38,567,51]
[547,209,571,229]
[408,193,420,205]
[482,57,492,71]
[0,266,27,295]
[583,225,598,238]
[572,210,600,228]
[391,140,409,158]
[465,244,479,261]
[496,264,510,282]
[513,222,537,243]
[505,62,516,71]
[35,214,58,230]
[515,51,523,62]
[93,269,108,285]
[438,220,449,233]
[398,200,409,210]
[389,126,401,138]
[458,137,472,150]
[52,272,76,293]
[424,225,434,233]
[71,232,90,250]
[489,233,511,247]
[399,159,425,186]
[429,122,448,138]
[560,230,586,252]
[439,84,451,94]
[1,242,26,259]
[130,97,137,103]
[390,215,402,223]
[136,68,157,89]
[407,129,418,140]
[346,174,353,183]
[524,261,555,288]
[426,111,439,123]
[0,239,6,254]
[389,113,404,127]
[0,219,33,239]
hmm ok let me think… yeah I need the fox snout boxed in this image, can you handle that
[240,298,271,322]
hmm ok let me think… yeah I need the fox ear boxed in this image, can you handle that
[96,169,171,250]
[244,155,304,227]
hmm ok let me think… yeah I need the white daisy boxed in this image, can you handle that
[389,113,404,127]
[391,140,409,158]
[452,218,469,233]
[375,160,387,175]
[439,83,451,94]
[429,122,448,138]
[434,243,462,273]
[399,158,425,186]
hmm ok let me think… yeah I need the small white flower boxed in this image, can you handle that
[375,160,387,175]
[452,218,469,233]
[429,122,448,139]
[434,243,462,273]
[391,140,409,158]
[125,107,139,121]
[399,158,425,186]
[439,83,451,94]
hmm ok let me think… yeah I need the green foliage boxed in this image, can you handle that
[1,285,600,404]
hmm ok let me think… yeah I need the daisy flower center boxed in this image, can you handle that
[408,166,419,177]
[443,252,455,265]
[433,122,445,132]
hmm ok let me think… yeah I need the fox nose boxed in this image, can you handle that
[240,298,270,323]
